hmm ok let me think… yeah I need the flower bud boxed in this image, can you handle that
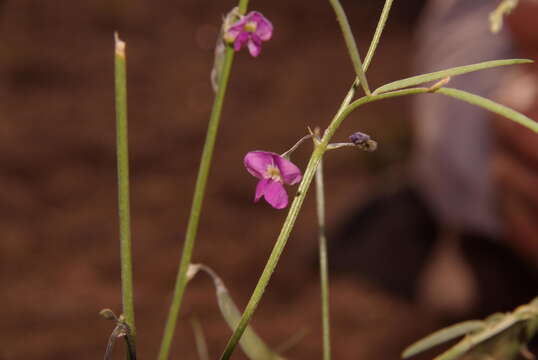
[349,131,371,145]
[349,131,378,152]
[100,308,117,320]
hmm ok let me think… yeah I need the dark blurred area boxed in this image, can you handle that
[329,0,538,322]
[1,0,537,359]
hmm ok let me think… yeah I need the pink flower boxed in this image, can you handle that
[244,151,302,209]
[224,11,273,57]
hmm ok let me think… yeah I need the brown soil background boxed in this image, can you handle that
[0,1,447,359]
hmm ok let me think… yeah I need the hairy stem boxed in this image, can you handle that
[364,0,394,71]
[328,0,371,95]
[218,86,433,360]
[157,1,250,359]
[316,158,331,360]
[218,81,357,360]
[114,33,136,356]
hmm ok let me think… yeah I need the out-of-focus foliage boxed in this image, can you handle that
[188,264,285,360]
[403,297,538,360]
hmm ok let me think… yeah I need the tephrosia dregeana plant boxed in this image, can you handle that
[102,1,538,360]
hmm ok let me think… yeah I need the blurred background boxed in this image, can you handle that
[1,0,536,359]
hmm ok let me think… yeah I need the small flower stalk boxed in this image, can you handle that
[325,131,378,152]
[244,151,301,209]
[224,11,273,57]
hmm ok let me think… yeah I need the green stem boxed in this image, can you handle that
[218,86,431,360]
[157,1,249,359]
[328,0,371,95]
[310,7,393,346]
[219,83,357,360]
[363,0,394,71]
[218,5,415,357]
[114,33,136,355]
[315,158,331,360]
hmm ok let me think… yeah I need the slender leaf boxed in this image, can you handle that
[274,328,310,354]
[188,265,285,360]
[191,317,210,360]
[374,59,532,95]
[402,321,484,359]
[404,298,538,360]
[437,87,538,133]
[434,317,525,360]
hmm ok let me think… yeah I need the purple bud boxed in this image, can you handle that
[349,132,371,145]
[349,131,378,152]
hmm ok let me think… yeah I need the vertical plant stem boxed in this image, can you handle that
[218,3,399,357]
[315,158,331,360]
[219,86,356,360]
[216,89,432,360]
[157,1,249,359]
[114,33,136,354]
[328,0,371,95]
[363,0,394,71]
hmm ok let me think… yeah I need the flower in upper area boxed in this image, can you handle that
[244,151,302,209]
[224,11,273,57]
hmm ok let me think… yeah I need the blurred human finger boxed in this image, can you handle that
[501,189,538,266]
[494,150,538,207]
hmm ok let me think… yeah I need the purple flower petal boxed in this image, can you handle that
[247,35,262,57]
[244,151,274,179]
[233,31,249,51]
[244,150,301,209]
[254,178,270,202]
[228,17,246,30]
[274,156,302,185]
[225,25,243,41]
[263,180,288,209]
[249,12,273,41]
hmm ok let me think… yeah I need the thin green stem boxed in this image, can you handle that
[218,86,431,360]
[219,146,324,360]
[157,1,249,359]
[364,0,394,71]
[219,83,357,360]
[216,7,427,355]
[237,0,249,13]
[328,0,371,95]
[114,33,136,356]
[316,158,331,360]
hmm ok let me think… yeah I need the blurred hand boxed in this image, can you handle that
[492,4,538,268]
[492,65,538,268]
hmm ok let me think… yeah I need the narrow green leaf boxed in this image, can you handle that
[191,317,210,360]
[405,299,538,360]
[436,87,538,133]
[374,59,532,95]
[402,320,484,359]
[274,328,310,354]
[189,265,285,360]
[434,318,524,360]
